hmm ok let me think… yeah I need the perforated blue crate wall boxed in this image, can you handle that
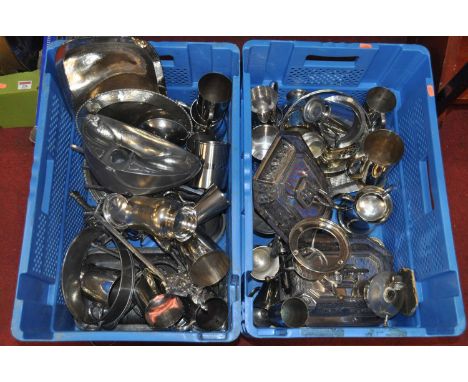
[12,39,241,342]
[241,40,465,338]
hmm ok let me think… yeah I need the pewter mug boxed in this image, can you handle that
[193,72,232,125]
[364,87,396,131]
[348,129,404,186]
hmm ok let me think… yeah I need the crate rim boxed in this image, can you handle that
[242,39,432,55]
[241,39,465,338]
[11,38,242,342]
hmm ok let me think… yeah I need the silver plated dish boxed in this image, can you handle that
[55,37,166,114]
[76,89,192,145]
[78,114,201,195]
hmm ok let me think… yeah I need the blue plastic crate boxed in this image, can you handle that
[12,39,241,342]
[241,40,465,338]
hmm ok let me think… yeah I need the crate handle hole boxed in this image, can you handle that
[160,55,174,62]
[305,55,358,63]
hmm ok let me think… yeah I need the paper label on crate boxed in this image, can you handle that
[17,81,33,90]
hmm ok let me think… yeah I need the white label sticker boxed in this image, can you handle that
[17,80,33,90]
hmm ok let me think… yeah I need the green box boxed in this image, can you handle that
[0,70,39,128]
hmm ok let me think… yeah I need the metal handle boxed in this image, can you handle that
[69,191,94,213]
[279,89,346,127]
[270,81,279,93]
[311,189,351,211]
[384,185,396,195]
[340,193,356,203]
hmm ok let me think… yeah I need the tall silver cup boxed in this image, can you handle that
[178,231,230,287]
[194,185,230,225]
[189,139,230,190]
[283,89,309,128]
[364,87,396,131]
[251,82,279,124]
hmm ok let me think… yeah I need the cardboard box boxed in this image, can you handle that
[0,70,39,128]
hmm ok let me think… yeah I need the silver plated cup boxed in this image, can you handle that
[251,124,279,161]
[195,72,232,124]
[251,82,279,124]
[364,87,397,131]
[348,129,404,186]
[189,138,230,190]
